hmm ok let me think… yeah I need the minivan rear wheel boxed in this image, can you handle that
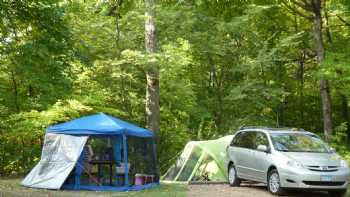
[267,169,285,195]
[228,164,240,187]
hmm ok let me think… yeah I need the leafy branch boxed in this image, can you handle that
[280,0,314,20]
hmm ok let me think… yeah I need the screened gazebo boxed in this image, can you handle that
[22,113,159,191]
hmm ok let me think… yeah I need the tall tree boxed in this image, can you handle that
[281,0,332,141]
[144,0,160,133]
[313,0,332,142]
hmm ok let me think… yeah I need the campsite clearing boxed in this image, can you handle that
[1,178,349,197]
[187,183,349,197]
[0,178,185,197]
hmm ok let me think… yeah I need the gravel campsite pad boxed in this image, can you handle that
[0,179,348,197]
[187,183,334,197]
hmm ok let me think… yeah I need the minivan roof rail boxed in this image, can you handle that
[238,126,306,131]
[238,126,270,130]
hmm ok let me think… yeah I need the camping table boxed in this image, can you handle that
[89,160,113,185]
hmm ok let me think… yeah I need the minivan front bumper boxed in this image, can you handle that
[279,167,350,189]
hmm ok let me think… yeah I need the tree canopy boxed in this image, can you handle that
[1,0,350,175]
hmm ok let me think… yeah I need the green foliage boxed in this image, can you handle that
[1,0,350,176]
[331,123,350,164]
[0,0,75,112]
[0,100,93,175]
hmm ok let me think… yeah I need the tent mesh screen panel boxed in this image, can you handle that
[82,137,113,186]
[163,143,194,180]
[127,136,159,183]
[176,146,202,181]
[192,153,225,182]
[64,137,114,186]
[162,135,234,182]
[63,136,158,187]
[64,169,75,185]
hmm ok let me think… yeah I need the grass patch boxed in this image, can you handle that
[0,178,187,197]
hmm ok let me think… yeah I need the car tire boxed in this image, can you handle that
[267,169,285,196]
[328,189,347,197]
[228,163,241,187]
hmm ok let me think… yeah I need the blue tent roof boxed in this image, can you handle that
[46,113,153,137]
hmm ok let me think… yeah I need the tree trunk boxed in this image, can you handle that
[298,51,305,126]
[312,0,332,141]
[145,0,159,133]
[10,71,19,112]
[208,55,223,133]
[320,79,332,141]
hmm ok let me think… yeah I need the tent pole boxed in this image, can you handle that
[113,137,118,186]
[151,137,159,182]
[75,151,83,189]
[123,134,129,186]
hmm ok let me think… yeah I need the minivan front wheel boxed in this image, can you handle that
[267,169,285,195]
[228,164,240,186]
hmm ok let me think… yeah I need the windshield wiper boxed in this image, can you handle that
[301,150,328,153]
[278,150,307,152]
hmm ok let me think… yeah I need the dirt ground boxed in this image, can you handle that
[0,178,347,197]
[187,183,336,197]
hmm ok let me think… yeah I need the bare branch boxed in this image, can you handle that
[336,15,350,27]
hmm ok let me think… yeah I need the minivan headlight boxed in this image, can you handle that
[287,160,304,168]
[340,160,349,168]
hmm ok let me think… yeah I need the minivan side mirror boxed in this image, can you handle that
[257,145,268,153]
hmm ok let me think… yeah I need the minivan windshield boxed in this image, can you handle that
[270,132,331,153]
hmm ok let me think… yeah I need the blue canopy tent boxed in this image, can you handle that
[22,113,159,191]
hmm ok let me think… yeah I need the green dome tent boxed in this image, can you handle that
[163,135,234,183]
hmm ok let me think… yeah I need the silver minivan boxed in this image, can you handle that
[226,127,350,196]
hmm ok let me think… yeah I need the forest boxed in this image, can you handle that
[1,0,350,176]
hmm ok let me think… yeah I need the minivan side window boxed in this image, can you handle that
[255,132,269,149]
[232,131,255,149]
[230,132,242,146]
[241,132,256,149]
